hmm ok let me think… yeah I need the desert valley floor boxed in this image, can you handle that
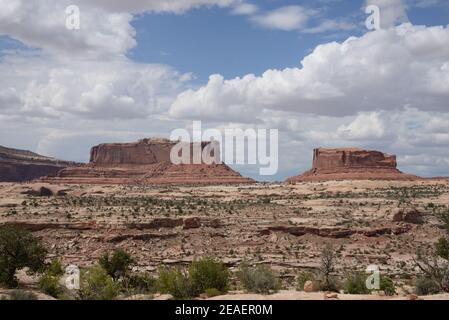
[1,179,449,299]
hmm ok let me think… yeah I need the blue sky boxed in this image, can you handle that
[0,0,449,181]
[129,0,449,82]
[129,1,360,82]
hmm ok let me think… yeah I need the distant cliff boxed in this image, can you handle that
[0,145,77,182]
[288,148,419,182]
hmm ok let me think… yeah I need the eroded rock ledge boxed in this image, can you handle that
[261,224,412,238]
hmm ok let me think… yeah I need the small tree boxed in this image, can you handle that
[99,249,135,280]
[0,226,47,288]
[320,243,338,291]
[414,209,449,293]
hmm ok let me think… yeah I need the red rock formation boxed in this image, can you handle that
[44,138,253,185]
[0,145,75,182]
[89,138,175,166]
[288,148,419,182]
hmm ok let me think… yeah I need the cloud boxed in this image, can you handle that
[365,0,409,28]
[231,2,258,15]
[0,0,136,57]
[0,0,198,120]
[250,5,314,31]
[1,0,449,180]
[36,130,156,162]
[81,0,239,14]
[248,4,356,34]
[336,112,386,140]
[170,24,449,120]
[0,0,248,57]
[0,53,191,120]
[262,108,449,178]
[407,0,444,8]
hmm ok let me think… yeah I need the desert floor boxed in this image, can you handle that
[1,179,448,299]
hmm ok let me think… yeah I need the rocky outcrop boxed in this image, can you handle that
[392,209,423,224]
[1,221,99,232]
[261,224,412,238]
[126,217,202,230]
[288,148,419,182]
[44,138,253,185]
[0,145,76,182]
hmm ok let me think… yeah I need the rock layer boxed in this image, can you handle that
[0,145,75,182]
[44,138,253,185]
[288,148,418,182]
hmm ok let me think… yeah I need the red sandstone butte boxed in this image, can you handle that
[44,138,253,185]
[287,148,419,182]
[0,145,75,182]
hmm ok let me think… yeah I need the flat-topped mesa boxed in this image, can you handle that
[89,138,216,167]
[287,148,419,182]
[312,148,397,172]
[89,138,176,166]
[45,138,253,185]
[0,145,76,182]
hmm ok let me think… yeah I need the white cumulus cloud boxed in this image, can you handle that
[250,5,314,31]
[170,24,449,120]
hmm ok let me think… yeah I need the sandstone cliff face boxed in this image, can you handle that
[0,146,75,182]
[45,138,253,185]
[90,138,174,166]
[288,148,418,182]
[311,148,397,171]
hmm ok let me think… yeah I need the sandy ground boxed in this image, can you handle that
[1,179,448,299]
[209,290,449,300]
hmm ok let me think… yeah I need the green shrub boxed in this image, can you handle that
[344,272,370,294]
[46,259,64,277]
[157,267,193,299]
[124,273,157,295]
[205,288,221,298]
[238,263,280,294]
[344,273,396,296]
[79,265,120,300]
[380,276,396,296]
[189,257,229,295]
[436,238,449,260]
[99,249,135,280]
[296,271,316,291]
[437,210,449,232]
[38,273,63,298]
[5,290,38,300]
[0,226,47,288]
[415,277,440,295]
